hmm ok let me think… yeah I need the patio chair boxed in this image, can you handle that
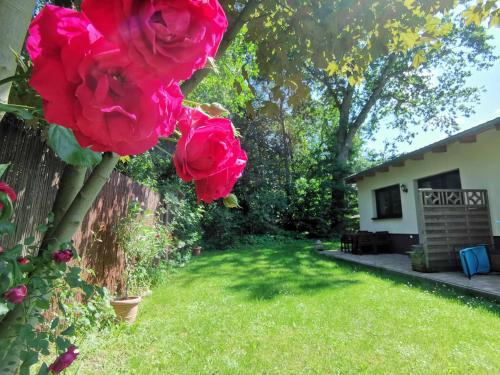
[374,231,391,253]
[340,234,354,253]
[354,231,376,254]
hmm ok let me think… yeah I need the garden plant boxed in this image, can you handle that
[0,1,246,373]
[0,0,498,374]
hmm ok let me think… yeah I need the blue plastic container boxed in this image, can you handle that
[459,245,490,279]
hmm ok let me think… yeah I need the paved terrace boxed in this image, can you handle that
[319,251,500,301]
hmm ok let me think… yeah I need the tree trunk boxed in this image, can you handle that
[279,100,292,201]
[330,142,352,234]
[47,153,118,247]
[0,0,37,121]
[40,165,87,253]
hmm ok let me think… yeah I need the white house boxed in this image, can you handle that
[347,117,500,271]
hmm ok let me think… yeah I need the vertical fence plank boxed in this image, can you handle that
[0,116,162,293]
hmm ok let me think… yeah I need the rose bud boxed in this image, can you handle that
[3,285,28,304]
[48,345,79,373]
[52,249,73,263]
[17,257,30,265]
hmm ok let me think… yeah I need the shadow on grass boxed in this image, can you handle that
[324,255,500,316]
[177,240,500,315]
[180,240,360,301]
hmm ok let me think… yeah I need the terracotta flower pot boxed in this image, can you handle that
[192,246,202,256]
[111,296,142,324]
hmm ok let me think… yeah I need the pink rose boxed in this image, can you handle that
[0,246,4,254]
[173,108,247,202]
[3,285,28,305]
[82,0,228,83]
[0,182,16,211]
[27,5,183,156]
[195,148,247,203]
[49,345,79,373]
[17,257,30,265]
[52,249,74,263]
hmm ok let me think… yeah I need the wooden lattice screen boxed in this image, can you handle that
[418,189,493,272]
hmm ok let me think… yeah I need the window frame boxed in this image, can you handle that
[373,184,403,220]
[417,169,462,190]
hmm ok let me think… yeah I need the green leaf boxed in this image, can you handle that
[0,302,9,316]
[47,125,102,167]
[51,317,60,330]
[0,222,15,235]
[0,103,40,120]
[61,325,75,336]
[223,194,241,209]
[23,236,35,246]
[0,164,9,178]
[55,336,70,351]
[36,224,49,233]
[37,363,49,375]
[0,193,14,222]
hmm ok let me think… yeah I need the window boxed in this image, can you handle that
[375,184,402,219]
[417,170,461,189]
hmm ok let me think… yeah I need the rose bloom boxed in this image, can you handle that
[0,246,4,254]
[52,249,73,263]
[27,5,183,156]
[174,108,247,203]
[49,345,79,374]
[0,182,16,211]
[17,257,30,265]
[195,148,247,203]
[3,285,28,305]
[82,0,228,83]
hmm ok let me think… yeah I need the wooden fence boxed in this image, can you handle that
[0,116,162,293]
[418,189,493,272]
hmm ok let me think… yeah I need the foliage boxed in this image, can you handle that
[0,198,109,374]
[47,125,102,167]
[115,203,173,297]
[53,278,115,337]
[163,187,204,250]
[77,239,500,374]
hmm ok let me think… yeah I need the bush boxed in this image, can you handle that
[163,188,203,250]
[115,203,174,296]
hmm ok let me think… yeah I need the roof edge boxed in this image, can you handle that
[346,117,500,184]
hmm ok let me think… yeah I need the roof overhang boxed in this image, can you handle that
[346,117,500,184]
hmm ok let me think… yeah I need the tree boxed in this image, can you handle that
[307,18,496,230]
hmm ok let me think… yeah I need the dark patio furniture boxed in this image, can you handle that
[341,231,392,255]
[340,234,354,253]
[374,231,391,253]
[355,231,376,254]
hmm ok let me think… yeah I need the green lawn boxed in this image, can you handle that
[79,240,500,374]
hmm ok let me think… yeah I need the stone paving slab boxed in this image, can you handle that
[319,251,500,301]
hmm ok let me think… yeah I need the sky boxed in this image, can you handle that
[371,27,500,155]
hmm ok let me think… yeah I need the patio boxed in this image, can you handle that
[319,250,500,301]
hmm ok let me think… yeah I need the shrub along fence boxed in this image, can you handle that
[0,116,162,293]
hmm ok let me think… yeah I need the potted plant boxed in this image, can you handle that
[111,203,145,324]
[110,255,142,324]
[409,244,428,272]
[192,245,202,256]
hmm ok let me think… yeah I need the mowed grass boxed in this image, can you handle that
[79,240,500,374]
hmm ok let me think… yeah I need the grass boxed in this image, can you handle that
[78,239,500,374]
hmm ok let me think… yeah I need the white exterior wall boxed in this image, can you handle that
[356,128,500,236]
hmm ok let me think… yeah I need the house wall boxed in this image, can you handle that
[356,128,500,252]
